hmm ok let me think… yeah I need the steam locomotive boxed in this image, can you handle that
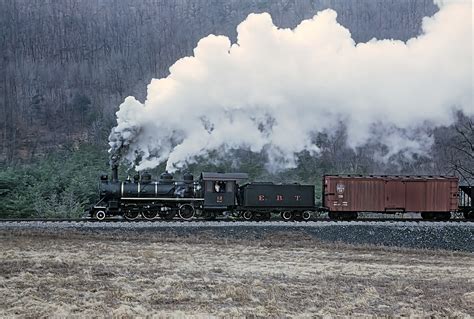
[88,166,473,221]
[89,165,315,221]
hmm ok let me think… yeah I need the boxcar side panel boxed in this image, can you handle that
[405,181,426,211]
[346,179,385,211]
[424,179,458,212]
[324,177,385,212]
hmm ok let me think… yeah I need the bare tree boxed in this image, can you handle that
[447,115,474,184]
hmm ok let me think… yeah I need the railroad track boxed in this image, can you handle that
[0,218,471,223]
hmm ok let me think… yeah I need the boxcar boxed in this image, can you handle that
[322,175,459,220]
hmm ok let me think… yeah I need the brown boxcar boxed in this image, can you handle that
[322,175,459,215]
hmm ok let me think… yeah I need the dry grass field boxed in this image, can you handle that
[0,230,473,318]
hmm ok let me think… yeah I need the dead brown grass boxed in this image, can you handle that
[0,230,472,318]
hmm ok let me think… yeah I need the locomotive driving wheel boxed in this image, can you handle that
[142,210,158,220]
[178,204,195,220]
[124,210,139,220]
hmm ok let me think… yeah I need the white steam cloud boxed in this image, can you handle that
[109,1,472,172]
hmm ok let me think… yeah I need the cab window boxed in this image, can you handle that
[213,181,226,193]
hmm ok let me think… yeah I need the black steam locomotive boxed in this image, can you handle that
[89,166,315,221]
[89,166,473,221]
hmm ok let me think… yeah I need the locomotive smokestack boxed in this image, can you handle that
[112,164,118,182]
[110,154,119,182]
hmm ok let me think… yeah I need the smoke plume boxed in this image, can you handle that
[109,0,472,172]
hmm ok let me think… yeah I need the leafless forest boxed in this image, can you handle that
[2,0,470,175]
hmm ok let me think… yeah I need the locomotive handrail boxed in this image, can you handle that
[120,197,204,201]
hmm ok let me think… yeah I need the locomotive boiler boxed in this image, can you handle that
[92,165,201,220]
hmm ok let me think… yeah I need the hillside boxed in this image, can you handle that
[0,0,438,163]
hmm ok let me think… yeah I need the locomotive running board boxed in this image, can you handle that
[121,197,204,201]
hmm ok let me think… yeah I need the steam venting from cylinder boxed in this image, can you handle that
[108,1,472,172]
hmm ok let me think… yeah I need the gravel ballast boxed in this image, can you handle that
[1,220,473,252]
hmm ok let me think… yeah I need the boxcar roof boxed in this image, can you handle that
[200,172,249,181]
[324,174,458,180]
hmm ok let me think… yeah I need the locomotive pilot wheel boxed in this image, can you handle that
[95,210,106,221]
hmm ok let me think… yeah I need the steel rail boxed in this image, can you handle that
[0,218,471,223]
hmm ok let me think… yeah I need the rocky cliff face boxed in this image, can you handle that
[0,0,438,162]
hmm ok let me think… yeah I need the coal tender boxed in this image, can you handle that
[239,182,315,221]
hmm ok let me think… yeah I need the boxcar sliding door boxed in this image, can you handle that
[385,181,406,211]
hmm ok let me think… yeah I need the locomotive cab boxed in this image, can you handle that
[200,172,248,210]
